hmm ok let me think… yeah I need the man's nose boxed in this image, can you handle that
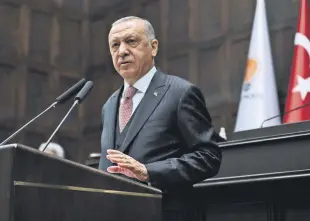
[118,43,129,57]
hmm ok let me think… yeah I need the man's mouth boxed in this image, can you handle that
[120,61,131,66]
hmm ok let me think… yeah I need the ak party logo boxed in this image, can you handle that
[243,58,258,92]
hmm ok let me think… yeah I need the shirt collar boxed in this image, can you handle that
[123,66,157,95]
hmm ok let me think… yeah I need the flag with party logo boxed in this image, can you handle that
[234,0,281,132]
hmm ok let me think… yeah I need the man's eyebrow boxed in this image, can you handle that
[109,37,119,42]
[125,33,138,38]
[109,33,139,43]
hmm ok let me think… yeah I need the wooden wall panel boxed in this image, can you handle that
[27,0,54,11]
[198,46,223,107]
[0,127,13,142]
[29,10,52,63]
[0,0,302,160]
[80,131,101,163]
[57,135,79,161]
[0,64,15,120]
[90,19,108,65]
[107,3,133,26]
[25,69,49,125]
[0,0,19,3]
[84,75,108,128]
[139,1,162,65]
[0,3,19,59]
[59,18,82,71]
[89,0,123,14]
[198,0,222,40]
[90,0,111,9]
[57,75,80,132]
[270,27,296,107]
[266,0,299,26]
[139,1,161,39]
[23,131,46,149]
[168,0,189,44]
[84,71,122,124]
[63,0,84,10]
[168,54,189,80]
[229,0,254,31]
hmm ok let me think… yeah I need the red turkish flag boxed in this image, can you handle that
[283,0,310,123]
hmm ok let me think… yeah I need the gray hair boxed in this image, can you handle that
[111,16,156,40]
[39,142,65,158]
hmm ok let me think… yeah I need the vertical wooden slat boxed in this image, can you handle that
[188,0,199,84]
[19,5,30,60]
[16,5,30,120]
[131,0,142,15]
[51,1,61,67]
[81,0,90,72]
[15,4,31,143]
[50,9,60,74]
[79,0,90,126]
[159,0,169,71]
[48,0,62,128]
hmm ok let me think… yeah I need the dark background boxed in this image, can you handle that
[0,0,301,163]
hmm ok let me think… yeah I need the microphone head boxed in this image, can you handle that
[56,78,87,104]
[75,81,93,103]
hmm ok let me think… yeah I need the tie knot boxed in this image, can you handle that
[124,85,137,99]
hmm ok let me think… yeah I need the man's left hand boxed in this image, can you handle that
[106,149,149,182]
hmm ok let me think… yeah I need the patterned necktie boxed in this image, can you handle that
[119,85,137,132]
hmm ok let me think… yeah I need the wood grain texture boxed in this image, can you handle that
[0,0,301,163]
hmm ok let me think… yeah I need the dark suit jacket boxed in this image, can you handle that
[99,70,221,206]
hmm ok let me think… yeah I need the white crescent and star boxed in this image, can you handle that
[293,75,310,100]
[295,33,310,60]
[292,32,310,100]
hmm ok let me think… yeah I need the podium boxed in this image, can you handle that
[82,122,310,220]
[190,121,310,221]
[0,144,162,221]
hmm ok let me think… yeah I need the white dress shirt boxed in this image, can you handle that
[121,66,157,116]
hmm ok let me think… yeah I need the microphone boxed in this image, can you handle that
[41,81,93,152]
[260,101,310,127]
[75,81,94,102]
[56,78,87,104]
[0,78,87,146]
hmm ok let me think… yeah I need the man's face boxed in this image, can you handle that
[108,19,158,84]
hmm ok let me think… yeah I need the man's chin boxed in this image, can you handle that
[119,70,136,79]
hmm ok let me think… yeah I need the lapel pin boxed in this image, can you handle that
[154,91,158,96]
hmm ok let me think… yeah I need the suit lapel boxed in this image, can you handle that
[118,71,169,153]
[106,88,122,149]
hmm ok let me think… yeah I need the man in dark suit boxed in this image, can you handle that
[99,16,222,221]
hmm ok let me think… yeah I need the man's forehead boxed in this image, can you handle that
[109,20,145,39]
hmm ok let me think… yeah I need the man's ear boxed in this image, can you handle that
[150,39,159,57]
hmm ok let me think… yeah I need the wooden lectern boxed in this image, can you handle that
[0,144,162,221]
